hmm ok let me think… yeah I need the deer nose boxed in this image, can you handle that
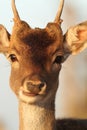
[25,81,46,94]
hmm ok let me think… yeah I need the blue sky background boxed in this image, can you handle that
[0,0,87,130]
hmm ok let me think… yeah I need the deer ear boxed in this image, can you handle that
[0,25,10,52]
[64,21,87,57]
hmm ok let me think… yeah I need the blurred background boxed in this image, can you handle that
[0,0,87,130]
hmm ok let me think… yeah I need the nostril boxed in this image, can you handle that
[39,82,45,90]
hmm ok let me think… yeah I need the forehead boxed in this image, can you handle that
[10,25,63,64]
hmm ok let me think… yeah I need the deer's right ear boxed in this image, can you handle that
[63,21,87,59]
[0,25,10,53]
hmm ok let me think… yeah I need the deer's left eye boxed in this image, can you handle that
[8,54,18,62]
[54,56,63,64]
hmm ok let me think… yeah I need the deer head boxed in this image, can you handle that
[0,0,87,105]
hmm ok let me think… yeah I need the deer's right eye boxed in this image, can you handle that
[8,54,18,62]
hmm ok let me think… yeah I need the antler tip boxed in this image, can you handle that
[11,0,20,22]
[54,0,64,24]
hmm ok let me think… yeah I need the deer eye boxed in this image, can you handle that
[8,54,18,62]
[54,56,63,64]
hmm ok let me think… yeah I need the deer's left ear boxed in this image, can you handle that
[64,21,87,58]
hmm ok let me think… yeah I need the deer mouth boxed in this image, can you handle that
[22,91,39,97]
[19,87,41,99]
[19,87,45,103]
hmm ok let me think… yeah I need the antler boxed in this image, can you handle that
[12,0,20,23]
[54,0,64,24]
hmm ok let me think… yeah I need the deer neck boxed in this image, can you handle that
[19,98,56,130]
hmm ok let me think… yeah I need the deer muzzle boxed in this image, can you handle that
[23,79,47,96]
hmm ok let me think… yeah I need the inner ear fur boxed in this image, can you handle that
[64,21,87,55]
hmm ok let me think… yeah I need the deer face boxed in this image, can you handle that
[0,0,87,104]
[7,22,64,104]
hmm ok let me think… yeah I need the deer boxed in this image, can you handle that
[0,0,87,130]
